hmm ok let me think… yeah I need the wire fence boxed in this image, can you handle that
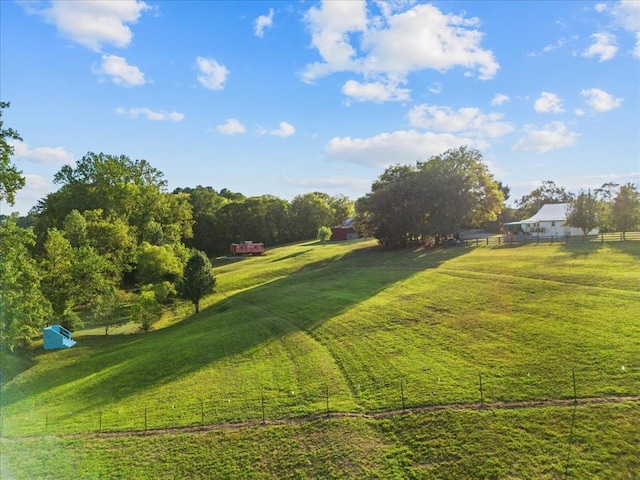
[2,368,637,438]
[460,231,640,247]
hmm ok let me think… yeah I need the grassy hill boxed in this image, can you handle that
[1,238,639,478]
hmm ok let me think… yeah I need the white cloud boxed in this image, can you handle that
[217,119,246,135]
[611,1,640,32]
[325,130,488,168]
[27,0,150,52]
[408,104,513,138]
[302,2,499,101]
[574,108,586,116]
[196,57,229,90]
[582,32,618,61]
[534,92,565,113]
[428,82,442,94]
[254,8,274,37]
[10,140,75,165]
[259,121,296,138]
[580,88,623,112]
[595,3,607,13]
[342,79,410,102]
[116,107,184,121]
[9,140,75,165]
[491,94,510,106]
[513,121,578,153]
[92,54,145,87]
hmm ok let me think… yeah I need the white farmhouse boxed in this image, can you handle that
[505,203,599,236]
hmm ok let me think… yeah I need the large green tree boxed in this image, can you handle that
[565,190,601,235]
[0,102,25,207]
[0,218,52,350]
[177,251,216,314]
[610,183,640,238]
[515,180,574,218]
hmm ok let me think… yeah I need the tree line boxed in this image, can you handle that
[1,102,639,351]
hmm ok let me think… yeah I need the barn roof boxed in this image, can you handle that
[504,203,570,225]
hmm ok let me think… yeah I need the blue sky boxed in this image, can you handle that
[1,0,639,216]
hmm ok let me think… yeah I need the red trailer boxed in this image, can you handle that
[230,241,265,256]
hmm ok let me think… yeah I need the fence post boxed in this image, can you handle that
[261,394,265,423]
[144,406,147,432]
[572,369,577,404]
[601,233,604,244]
[400,379,406,410]
[479,373,484,407]
[201,399,205,426]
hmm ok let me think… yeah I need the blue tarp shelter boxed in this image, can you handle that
[43,325,76,350]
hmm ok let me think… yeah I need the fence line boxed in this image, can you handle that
[459,231,640,247]
[1,368,637,438]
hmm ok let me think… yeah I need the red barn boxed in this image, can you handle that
[330,218,357,241]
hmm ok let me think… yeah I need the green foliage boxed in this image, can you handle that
[357,147,504,247]
[136,242,183,285]
[566,190,601,235]
[177,251,216,313]
[515,180,574,218]
[0,101,25,206]
[131,290,162,332]
[91,288,123,335]
[0,218,52,350]
[611,183,640,235]
[317,225,332,244]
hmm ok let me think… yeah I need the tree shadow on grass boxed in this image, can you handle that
[0,243,473,412]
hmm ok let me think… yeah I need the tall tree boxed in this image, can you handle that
[611,183,640,239]
[515,180,574,219]
[0,102,25,206]
[0,218,52,350]
[177,251,216,314]
[565,190,601,235]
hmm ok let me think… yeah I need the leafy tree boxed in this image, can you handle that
[515,180,574,218]
[0,218,52,350]
[40,229,74,319]
[130,290,162,332]
[0,102,25,206]
[69,246,118,309]
[62,209,88,248]
[135,242,183,285]
[92,289,123,335]
[177,251,216,314]
[611,183,640,239]
[317,226,332,244]
[291,193,336,240]
[565,190,601,235]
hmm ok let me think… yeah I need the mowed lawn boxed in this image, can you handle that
[1,239,639,439]
[1,240,640,479]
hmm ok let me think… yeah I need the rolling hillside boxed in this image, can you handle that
[1,238,639,479]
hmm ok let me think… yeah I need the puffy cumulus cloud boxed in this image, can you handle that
[342,79,410,102]
[196,57,229,91]
[92,54,145,87]
[27,0,150,52]
[254,8,274,37]
[325,130,488,168]
[259,121,296,138]
[116,107,184,121]
[534,92,564,113]
[582,32,618,61]
[408,104,513,138]
[513,121,578,153]
[217,119,246,135]
[580,88,623,112]
[491,94,510,106]
[611,1,640,32]
[10,140,75,166]
[302,1,499,102]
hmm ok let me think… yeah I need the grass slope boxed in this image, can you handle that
[1,239,639,477]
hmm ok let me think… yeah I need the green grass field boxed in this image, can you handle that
[1,238,639,478]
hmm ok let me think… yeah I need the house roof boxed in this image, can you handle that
[504,203,570,225]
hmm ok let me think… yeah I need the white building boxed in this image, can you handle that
[505,203,599,236]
